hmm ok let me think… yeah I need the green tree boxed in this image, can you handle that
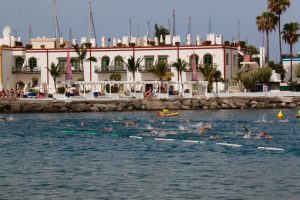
[109,72,122,81]
[31,77,39,87]
[257,67,273,83]
[121,56,143,81]
[72,43,97,80]
[199,64,222,93]
[154,23,170,44]
[46,62,63,92]
[150,61,170,82]
[268,61,286,80]
[172,58,187,82]
[256,11,279,64]
[268,0,291,64]
[282,22,300,81]
[150,61,173,92]
[294,63,300,78]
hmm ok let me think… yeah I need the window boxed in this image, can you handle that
[203,54,213,66]
[226,53,229,65]
[71,58,80,71]
[28,57,37,69]
[15,57,24,71]
[189,54,199,67]
[145,56,154,69]
[158,56,168,64]
[233,55,237,66]
[114,56,123,67]
[102,56,110,70]
[58,58,66,70]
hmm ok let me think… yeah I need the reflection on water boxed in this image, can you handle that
[0,109,300,199]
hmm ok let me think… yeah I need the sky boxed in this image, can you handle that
[0,0,299,61]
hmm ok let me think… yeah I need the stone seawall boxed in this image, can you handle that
[0,97,300,113]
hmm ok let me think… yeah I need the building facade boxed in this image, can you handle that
[0,27,245,93]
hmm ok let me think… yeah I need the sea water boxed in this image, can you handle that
[0,109,299,199]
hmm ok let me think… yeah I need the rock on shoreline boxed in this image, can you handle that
[0,97,300,113]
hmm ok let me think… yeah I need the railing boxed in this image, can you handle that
[12,66,41,74]
[139,65,171,72]
[60,67,83,73]
[185,63,219,71]
[94,65,127,73]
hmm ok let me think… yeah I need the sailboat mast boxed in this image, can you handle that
[89,0,97,46]
[29,24,32,44]
[147,20,151,37]
[128,18,132,42]
[172,9,176,36]
[53,0,60,39]
[188,16,192,35]
[87,0,92,43]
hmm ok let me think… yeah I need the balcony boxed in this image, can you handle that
[61,67,83,74]
[185,63,219,72]
[94,66,127,73]
[12,66,41,74]
[139,65,171,72]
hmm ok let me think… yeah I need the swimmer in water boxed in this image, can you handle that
[0,116,15,122]
[243,126,252,138]
[258,131,272,140]
[198,124,212,135]
[80,121,85,127]
[124,120,138,127]
[101,127,113,132]
[209,135,221,140]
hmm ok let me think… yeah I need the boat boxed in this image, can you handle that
[158,111,179,117]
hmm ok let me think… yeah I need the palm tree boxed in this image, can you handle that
[268,0,291,64]
[121,56,143,81]
[282,22,300,81]
[150,61,170,82]
[199,64,222,93]
[256,11,279,64]
[46,62,63,93]
[150,61,173,92]
[109,72,122,81]
[172,58,187,82]
[72,43,97,80]
[154,23,170,44]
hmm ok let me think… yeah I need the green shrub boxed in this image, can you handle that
[294,63,300,79]
[31,77,39,87]
[257,67,272,83]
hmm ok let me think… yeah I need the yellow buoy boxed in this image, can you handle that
[277,111,283,120]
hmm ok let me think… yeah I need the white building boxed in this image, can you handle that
[0,26,247,93]
[282,57,300,82]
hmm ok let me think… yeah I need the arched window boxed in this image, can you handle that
[28,57,37,69]
[203,54,213,66]
[15,57,24,71]
[226,53,229,65]
[101,56,110,70]
[114,56,123,67]
[233,55,237,66]
[189,54,199,67]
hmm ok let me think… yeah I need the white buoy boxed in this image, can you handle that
[155,138,175,142]
[258,147,284,151]
[216,143,242,148]
[129,136,143,139]
[182,140,204,144]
